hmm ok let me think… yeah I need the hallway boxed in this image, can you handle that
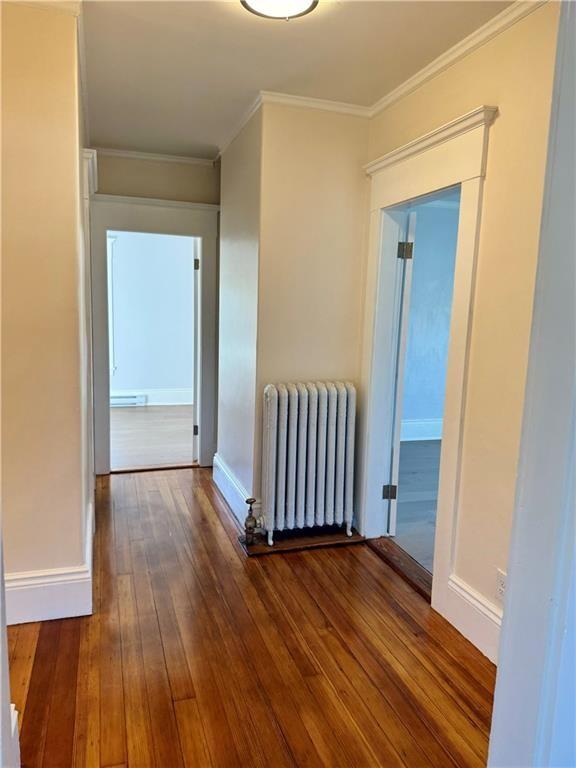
[8,469,495,767]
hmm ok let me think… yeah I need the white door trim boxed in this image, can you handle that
[357,105,499,659]
[387,212,416,537]
[90,195,218,472]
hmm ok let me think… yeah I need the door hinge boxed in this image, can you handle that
[194,258,200,270]
[193,425,199,436]
[397,242,413,260]
[382,484,397,500]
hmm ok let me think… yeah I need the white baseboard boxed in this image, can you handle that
[401,418,443,441]
[5,501,94,626]
[110,387,193,406]
[4,704,20,768]
[439,574,503,663]
[212,452,258,525]
[5,563,93,625]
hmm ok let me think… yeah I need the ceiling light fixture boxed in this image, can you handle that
[240,0,318,20]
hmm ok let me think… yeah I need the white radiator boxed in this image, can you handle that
[262,381,356,546]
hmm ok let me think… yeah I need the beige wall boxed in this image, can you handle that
[255,103,369,490]
[368,2,560,599]
[217,111,262,494]
[1,2,85,572]
[97,153,220,204]
[217,104,369,498]
[259,104,369,384]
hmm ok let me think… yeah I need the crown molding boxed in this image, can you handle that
[370,0,548,116]
[217,0,546,158]
[364,106,498,176]
[260,90,371,118]
[217,94,263,158]
[93,147,216,167]
[217,88,371,159]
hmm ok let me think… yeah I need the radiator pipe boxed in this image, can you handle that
[244,497,258,545]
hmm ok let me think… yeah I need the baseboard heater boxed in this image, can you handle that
[110,394,148,407]
[261,381,356,546]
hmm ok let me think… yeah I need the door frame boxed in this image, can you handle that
[356,106,497,635]
[386,210,416,537]
[90,194,219,473]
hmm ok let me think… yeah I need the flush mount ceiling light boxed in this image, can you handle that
[240,0,319,20]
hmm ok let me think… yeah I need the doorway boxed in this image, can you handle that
[386,187,461,573]
[107,230,199,471]
[359,107,495,647]
[90,194,219,475]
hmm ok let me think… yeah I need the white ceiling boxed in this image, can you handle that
[83,0,510,159]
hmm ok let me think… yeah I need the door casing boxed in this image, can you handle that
[356,106,498,657]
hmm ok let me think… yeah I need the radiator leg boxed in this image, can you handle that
[346,522,352,537]
[267,530,274,547]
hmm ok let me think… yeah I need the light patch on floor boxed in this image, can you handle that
[395,439,440,572]
[110,405,195,470]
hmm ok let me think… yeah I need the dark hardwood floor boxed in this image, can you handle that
[8,468,496,767]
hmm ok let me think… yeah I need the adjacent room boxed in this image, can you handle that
[106,230,198,470]
[392,187,460,573]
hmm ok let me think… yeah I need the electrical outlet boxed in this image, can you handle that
[496,569,507,601]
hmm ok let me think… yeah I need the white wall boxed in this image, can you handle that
[401,198,460,442]
[108,230,196,404]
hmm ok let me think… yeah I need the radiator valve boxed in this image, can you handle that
[244,497,258,545]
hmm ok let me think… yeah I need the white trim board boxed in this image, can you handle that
[110,388,193,406]
[5,563,92,625]
[83,149,98,197]
[94,147,216,167]
[260,90,371,118]
[91,196,219,471]
[365,107,498,176]
[218,94,263,157]
[93,193,219,212]
[446,575,503,663]
[6,704,20,768]
[357,105,498,659]
[370,0,547,115]
[5,500,94,625]
[213,453,260,525]
[401,419,443,442]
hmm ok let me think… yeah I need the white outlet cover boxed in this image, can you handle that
[496,568,507,600]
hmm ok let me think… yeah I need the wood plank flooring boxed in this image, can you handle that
[8,469,496,767]
[110,405,195,470]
